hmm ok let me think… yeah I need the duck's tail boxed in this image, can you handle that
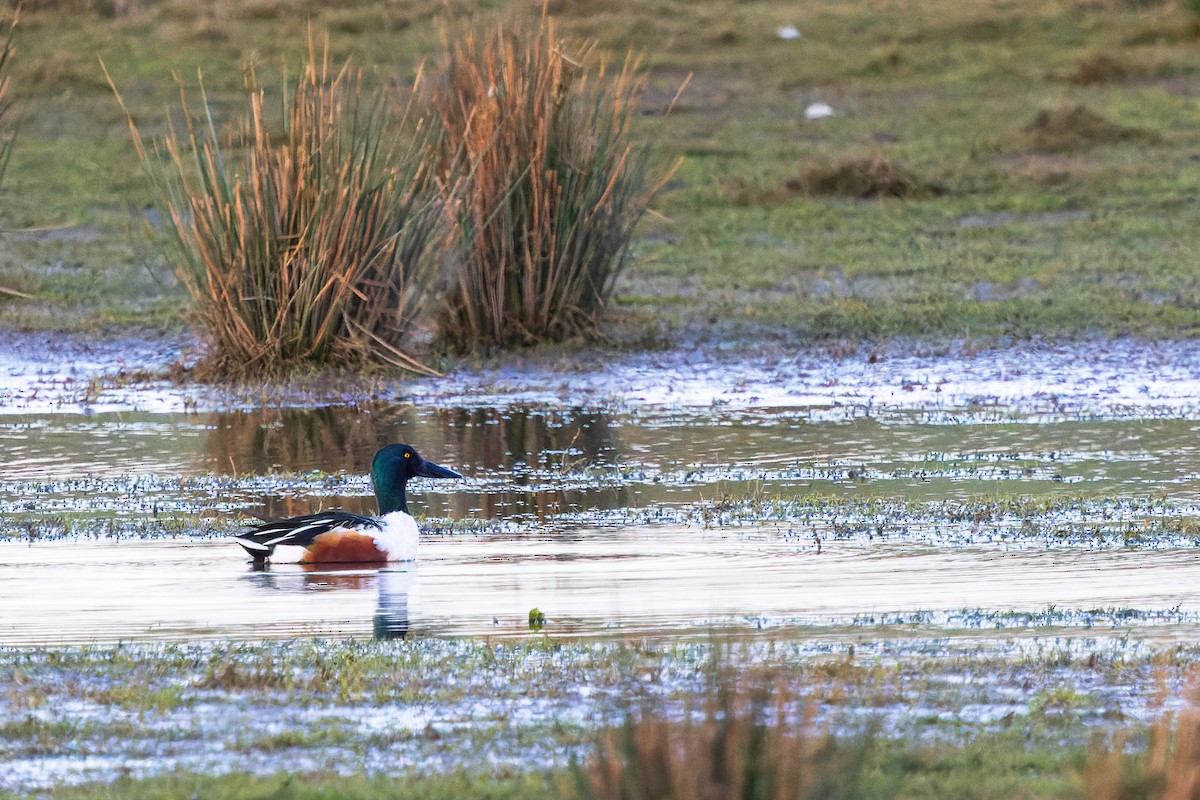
[232,535,272,562]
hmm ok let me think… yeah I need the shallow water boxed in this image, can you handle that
[4,528,1200,645]
[7,406,1200,516]
[8,338,1200,790]
[6,389,1200,643]
[7,338,1200,642]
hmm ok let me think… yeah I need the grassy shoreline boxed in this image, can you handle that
[0,635,1187,799]
[4,0,1200,348]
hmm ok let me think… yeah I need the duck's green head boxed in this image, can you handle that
[371,444,463,515]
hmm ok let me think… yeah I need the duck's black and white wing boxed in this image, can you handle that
[232,511,382,559]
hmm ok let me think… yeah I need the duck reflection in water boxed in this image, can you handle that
[245,563,413,640]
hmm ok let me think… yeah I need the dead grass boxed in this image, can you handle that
[1086,699,1200,800]
[1018,104,1159,153]
[785,157,946,200]
[578,674,874,800]
[108,37,449,377]
[428,14,677,351]
[1068,52,1129,86]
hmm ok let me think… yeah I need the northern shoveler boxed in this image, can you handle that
[232,444,462,565]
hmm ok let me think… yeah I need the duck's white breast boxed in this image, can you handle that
[375,512,420,561]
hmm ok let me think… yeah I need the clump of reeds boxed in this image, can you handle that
[428,15,675,351]
[0,12,15,188]
[108,39,448,377]
[1019,104,1158,153]
[786,156,946,200]
[1086,704,1200,800]
[578,678,874,800]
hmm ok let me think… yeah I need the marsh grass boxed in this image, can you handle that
[1087,700,1200,800]
[0,14,15,190]
[578,676,878,800]
[785,157,947,200]
[1019,104,1159,153]
[108,38,448,377]
[0,13,24,300]
[429,15,677,351]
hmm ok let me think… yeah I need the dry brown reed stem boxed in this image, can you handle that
[107,37,448,377]
[1087,691,1200,800]
[429,15,675,351]
[0,12,24,300]
[580,677,865,800]
[0,10,14,187]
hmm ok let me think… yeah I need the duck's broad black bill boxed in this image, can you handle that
[416,460,462,480]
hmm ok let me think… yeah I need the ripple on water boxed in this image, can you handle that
[3,532,1200,644]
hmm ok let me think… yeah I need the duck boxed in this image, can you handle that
[232,444,462,565]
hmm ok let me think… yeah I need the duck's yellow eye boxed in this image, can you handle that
[404,452,411,458]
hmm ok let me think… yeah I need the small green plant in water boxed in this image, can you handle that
[528,607,547,631]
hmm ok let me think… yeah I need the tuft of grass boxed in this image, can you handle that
[428,14,678,351]
[785,156,947,200]
[107,36,449,378]
[1086,701,1200,800]
[1068,52,1129,86]
[1018,104,1158,153]
[578,676,880,800]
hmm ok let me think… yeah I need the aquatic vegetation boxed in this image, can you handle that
[108,38,448,377]
[428,15,677,350]
[1086,700,1200,800]
[529,608,548,631]
[3,636,1196,798]
[579,678,874,800]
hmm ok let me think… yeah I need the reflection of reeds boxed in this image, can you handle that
[579,675,874,800]
[108,36,448,377]
[434,406,616,520]
[204,405,414,477]
[429,15,676,350]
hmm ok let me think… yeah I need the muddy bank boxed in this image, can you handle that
[4,330,1200,421]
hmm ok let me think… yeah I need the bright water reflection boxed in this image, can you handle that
[6,404,1200,643]
[4,530,1200,645]
[7,407,1200,516]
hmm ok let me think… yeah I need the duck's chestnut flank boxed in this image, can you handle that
[232,444,463,564]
